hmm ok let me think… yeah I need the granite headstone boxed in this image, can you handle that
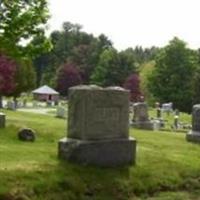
[56,106,67,118]
[58,85,136,167]
[186,104,200,142]
[0,113,6,128]
[132,102,154,130]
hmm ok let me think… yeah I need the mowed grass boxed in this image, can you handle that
[1,110,200,200]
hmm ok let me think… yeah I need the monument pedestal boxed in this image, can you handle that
[58,137,136,167]
[132,121,154,130]
[186,131,200,143]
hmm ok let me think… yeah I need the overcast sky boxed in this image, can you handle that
[48,0,200,50]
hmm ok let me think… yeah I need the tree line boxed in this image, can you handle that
[1,0,200,113]
[33,22,158,96]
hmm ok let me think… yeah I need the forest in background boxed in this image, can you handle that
[1,1,200,113]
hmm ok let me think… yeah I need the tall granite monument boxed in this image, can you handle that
[186,104,200,142]
[58,85,136,167]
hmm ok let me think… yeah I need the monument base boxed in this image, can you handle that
[132,121,154,130]
[58,137,136,167]
[186,131,200,143]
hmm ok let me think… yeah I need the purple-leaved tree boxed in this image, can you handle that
[0,54,16,108]
[56,62,82,96]
[124,74,142,102]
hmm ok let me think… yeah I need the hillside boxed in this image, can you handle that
[0,110,200,200]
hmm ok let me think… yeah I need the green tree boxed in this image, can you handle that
[0,0,49,57]
[132,46,159,64]
[12,58,36,97]
[33,53,50,87]
[91,48,120,86]
[139,61,156,104]
[91,48,136,86]
[35,22,113,87]
[147,37,198,113]
[192,67,200,105]
[69,34,112,83]
[192,49,200,105]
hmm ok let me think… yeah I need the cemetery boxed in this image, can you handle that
[1,89,200,200]
[2,1,200,200]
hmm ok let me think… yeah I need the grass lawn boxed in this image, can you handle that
[1,109,200,200]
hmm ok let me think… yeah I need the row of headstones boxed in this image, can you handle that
[131,102,167,130]
[58,85,200,167]
[1,85,199,167]
[5,100,61,110]
[4,99,67,118]
[4,100,28,110]
[131,102,191,130]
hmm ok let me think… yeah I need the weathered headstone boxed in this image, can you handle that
[58,85,136,167]
[46,100,52,107]
[32,101,38,108]
[186,105,200,142]
[56,106,67,118]
[132,102,154,130]
[161,102,173,115]
[153,119,161,130]
[7,101,16,110]
[17,101,23,108]
[18,128,36,142]
[0,113,6,128]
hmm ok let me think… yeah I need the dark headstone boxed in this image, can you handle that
[0,112,6,128]
[186,105,200,142]
[18,128,36,142]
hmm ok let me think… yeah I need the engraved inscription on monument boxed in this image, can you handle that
[95,107,120,122]
[90,107,120,138]
[68,86,129,140]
